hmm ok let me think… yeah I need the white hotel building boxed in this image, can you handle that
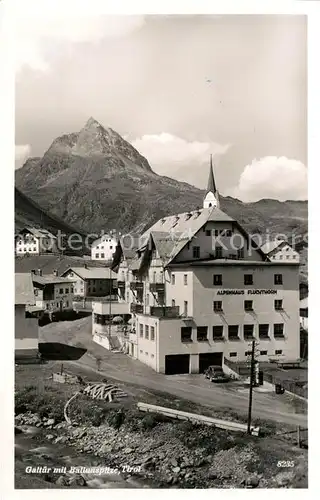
[96,158,300,374]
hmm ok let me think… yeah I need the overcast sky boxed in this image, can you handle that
[15,10,307,202]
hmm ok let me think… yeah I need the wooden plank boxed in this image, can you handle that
[137,402,259,434]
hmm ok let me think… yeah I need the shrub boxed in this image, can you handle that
[15,386,65,422]
[107,409,125,430]
[140,413,157,430]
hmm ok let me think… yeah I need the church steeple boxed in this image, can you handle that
[203,155,219,209]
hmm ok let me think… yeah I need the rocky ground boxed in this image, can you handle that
[15,365,308,489]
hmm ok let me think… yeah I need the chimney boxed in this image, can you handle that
[31,269,36,275]
[38,269,42,276]
[53,269,58,277]
[84,264,88,269]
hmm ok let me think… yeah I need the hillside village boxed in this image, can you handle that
[14,156,308,489]
[15,156,308,375]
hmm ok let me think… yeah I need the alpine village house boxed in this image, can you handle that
[92,157,300,375]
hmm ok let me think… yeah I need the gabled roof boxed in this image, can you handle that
[261,239,287,254]
[15,273,35,305]
[137,207,236,267]
[32,274,76,286]
[91,234,118,246]
[18,227,56,239]
[140,207,234,246]
[63,267,118,280]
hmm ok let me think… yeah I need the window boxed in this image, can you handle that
[145,326,149,339]
[213,274,222,286]
[274,300,283,310]
[172,299,175,307]
[65,288,69,294]
[140,350,143,354]
[197,326,208,342]
[193,246,200,258]
[259,324,269,338]
[151,326,155,341]
[205,230,211,236]
[213,301,222,312]
[33,247,36,251]
[244,274,253,285]
[171,274,175,285]
[65,301,69,308]
[215,246,223,258]
[274,323,284,337]
[146,294,149,306]
[243,324,254,339]
[279,255,283,260]
[101,253,105,258]
[274,274,283,285]
[101,246,104,249]
[71,287,74,294]
[139,324,143,337]
[212,325,223,339]
[184,274,188,285]
[95,254,99,258]
[181,326,192,343]
[245,351,251,357]
[244,300,253,311]
[59,288,63,294]
[260,350,268,356]
[275,350,283,355]
[184,301,188,316]
[110,246,113,250]
[226,229,232,237]
[230,352,237,358]
[228,325,239,340]
[237,247,244,259]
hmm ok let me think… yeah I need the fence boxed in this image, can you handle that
[263,372,308,399]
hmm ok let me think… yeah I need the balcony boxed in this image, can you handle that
[149,282,165,293]
[130,281,144,292]
[150,306,180,318]
[130,303,144,314]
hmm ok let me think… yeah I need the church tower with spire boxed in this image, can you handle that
[203,155,219,209]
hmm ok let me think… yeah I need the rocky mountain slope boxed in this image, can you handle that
[15,117,307,247]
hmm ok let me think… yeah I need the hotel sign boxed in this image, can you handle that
[216,289,277,296]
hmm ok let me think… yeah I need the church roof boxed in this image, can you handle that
[206,155,217,194]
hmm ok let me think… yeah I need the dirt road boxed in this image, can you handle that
[39,318,308,427]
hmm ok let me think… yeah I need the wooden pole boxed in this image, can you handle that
[297,425,300,447]
[247,339,255,434]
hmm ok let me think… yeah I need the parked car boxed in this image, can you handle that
[204,365,230,383]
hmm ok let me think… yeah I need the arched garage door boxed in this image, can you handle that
[165,354,190,375]
[199,352,223,373]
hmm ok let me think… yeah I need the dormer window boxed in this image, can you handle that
[161,219,166,225]
[185,213,192,221]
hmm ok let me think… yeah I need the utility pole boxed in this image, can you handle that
[247,339,256,434]
[108,266,112,343]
